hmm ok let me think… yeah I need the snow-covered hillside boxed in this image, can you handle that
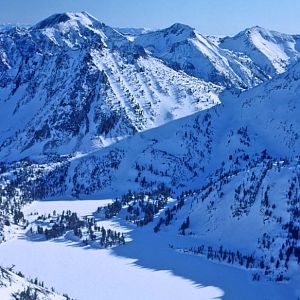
[0,11,300,300]
[1,54,297,293]
[0,266,69,300]
[220,26,300,75]
[1,13,299,161]
[0,12,221,161]
[134,23,272,89]
[22,58,298,199]
[0,199,295,300]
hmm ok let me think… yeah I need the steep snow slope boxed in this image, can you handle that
[154,158,299,282]
[7,59,297,278]
[1,60,299,200]
[44,59,298,198]
[220,26,300,75]
[0,12,300,299]
[21,60,297,294]
[2,15,299,162]
[0,12,221,161]
[0,266,68,300]
[134,23,270,89]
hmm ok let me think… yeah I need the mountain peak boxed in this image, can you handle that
[165,23,195,36]
[220,25,299,76]
[243,25,273,37]
[237,25,290,40]
[34,11,98,30]
[246,25,265,31]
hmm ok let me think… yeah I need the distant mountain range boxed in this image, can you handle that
[0,12,299,161]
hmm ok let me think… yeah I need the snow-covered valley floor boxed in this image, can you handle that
[0,199,295,300]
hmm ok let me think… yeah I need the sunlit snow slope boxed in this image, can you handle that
[0,12,221,161]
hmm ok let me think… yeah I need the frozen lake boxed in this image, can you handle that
[0,200,295,300]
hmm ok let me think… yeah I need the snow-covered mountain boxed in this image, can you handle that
[0,55,298,294]
[0,12,221,161]
[2,49,299,220]
[31,58,298,198]
[1,13,300,161]
[0,11,300,299]
[134,23,272,89]
[135,24,300,89]
[220,26,300,75]
[114,27,154,40]
[19,57,297,285]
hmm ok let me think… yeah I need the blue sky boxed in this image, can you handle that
[1,0,300,35]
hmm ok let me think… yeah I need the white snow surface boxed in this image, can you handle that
[0,199,295,300]
[134,23,271,89]
[0,13,221,161]
[220,26,300,75]
[0,266,66,300]
[0,11,300,300]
